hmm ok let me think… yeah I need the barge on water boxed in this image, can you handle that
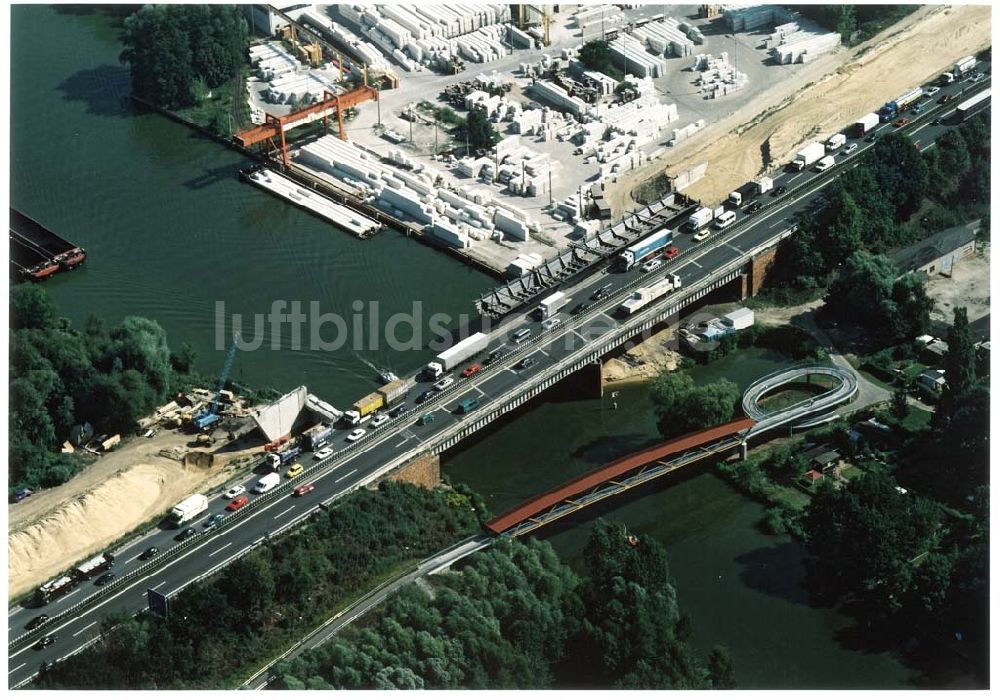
[10,209,87,282]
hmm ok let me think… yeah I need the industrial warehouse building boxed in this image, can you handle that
[891,220,979,278]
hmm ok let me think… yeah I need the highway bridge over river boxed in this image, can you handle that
[8,77,989,688]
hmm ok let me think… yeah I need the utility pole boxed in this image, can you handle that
[434,118,438,155]
[548,166,553,206]
[376,86,381,127]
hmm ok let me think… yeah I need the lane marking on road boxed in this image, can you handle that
[725,242,745,255]
[787,173,803,182]
[72,621,98,638]
[272,506,295,521]
[769,218,788,229]
[209,542,234,557]
[9,663,26,675]
[335,468,358,484]
[393,435,410,448]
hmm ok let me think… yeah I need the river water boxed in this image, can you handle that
[12,7,914,688]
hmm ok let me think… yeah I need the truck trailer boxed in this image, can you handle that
[685,207,713,231]
[377,378,412,406]
[302,423,334,451]
[852,112,879,137]
[953,55,976,77]
[36,574,79,605]
[535,291,570,320]
[956,87,990,121]
[267,445,302,469]
[73,552,115,581]
[617,274,682,316]
[754,176,774,195]
[727,182,758,207]
[618,228,672,270]
[879,87,923,121]
[426,331,490,379]
[791,142,825,170]
[169,494,209,527]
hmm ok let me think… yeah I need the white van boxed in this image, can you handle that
[714,211,736,230]
[253,472,280,494]
[814,155,836,172]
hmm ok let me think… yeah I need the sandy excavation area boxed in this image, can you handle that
[607,4,992,211]
[8,432,257,600]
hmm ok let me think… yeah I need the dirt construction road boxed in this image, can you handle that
[607,4,992,211]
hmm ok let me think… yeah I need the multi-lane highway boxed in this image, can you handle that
[7,69,989,688]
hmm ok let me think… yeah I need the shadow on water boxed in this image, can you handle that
[733,542,811,607]
[52,4,139,19]
[57,65,132,118]
[568,431,660,467]
[184,165,240,191]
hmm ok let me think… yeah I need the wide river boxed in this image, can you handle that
[11,6,914,688]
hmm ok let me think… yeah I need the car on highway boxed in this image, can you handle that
[591,284,613,300]
[744,201,762,215]
[369,413,390,429]
[892,118,910,128]
[313,446,333,460]
[516,356,537,371]
[924,85,940,96]
[843,142,859,155]
[418,412,436,426]
[938,94,954,104]
[663,246,680,260]
[571,302,593,315]
[461,363,481,378]
[972,72,985,82]
[293,483,315,497]
[931,117,942,125]
[346,428,366,442]
[692,229,711,242]
[25,614,49,631]
[223,485,246,500]
[770,185,787,197]
[227,495,250,511]
[285,463,304,479]
[911,105,923,115]
[433,376,455,391]
[486,348,506,364]
[541,318,562,331]
[205,513,225,529]
[640,258,663,273]
[415,389,435,404]
[388,404,408,418]
[139,546,159,560]
[34,635,57,650]
[95,572,116,586]
[175,527,197,542]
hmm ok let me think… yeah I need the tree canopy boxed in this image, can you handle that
[119,5,248,109]
[649,371,740,439]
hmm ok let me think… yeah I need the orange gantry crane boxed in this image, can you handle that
[235,84,378,167]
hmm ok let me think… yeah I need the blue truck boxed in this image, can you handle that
[618,228,672,270]
[879,86,924,121]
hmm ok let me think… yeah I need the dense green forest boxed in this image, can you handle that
[274,522,735,690]
[10,286,196,493]
[32,482,482,689]
[119,5,248,109]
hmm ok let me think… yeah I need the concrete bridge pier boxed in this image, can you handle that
[739,441,748,461]
[547,360,604,400]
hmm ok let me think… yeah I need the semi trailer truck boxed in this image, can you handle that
[425,332,490,379]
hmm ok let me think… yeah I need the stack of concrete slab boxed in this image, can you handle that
[771,31,841,64]
[574,5,625,37]
[693,52,749,98]
[669,119,707,146]
[264,71,340,105]
[507,252,544,275]
[249,42,301,79]
[530,80,589,116]
[591,92,679,146]
[723,4,795,32]
[631,17,696,58]
[297,7,394,75]
[455,24,507,63]
[609,35,668,78]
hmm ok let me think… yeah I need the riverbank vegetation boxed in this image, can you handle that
[274,522,736,689]
[9,286,191,494]
[119,5,250,132]
[794,5,919,45]
[32,482,482,690]
[649,371,740,439]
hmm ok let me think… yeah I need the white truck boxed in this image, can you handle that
[426,331,490,379]
[852,112,879,137]
[253,472,280,494]
[953,55,976,78]
[169,494,209,526]
[721,307,755,331]
[685,207,713,231]
[791,142,825,171]
[754,176,774,196]
[815,155,836,172]
[825,133,846,152]
[535,291,569,320]
[617,274,682,316]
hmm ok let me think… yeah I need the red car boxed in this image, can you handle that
[293,484,315,497]
[461,363,481,378]
[226,495,249,511]
[892,117,910,128]
[663,246,680,260]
